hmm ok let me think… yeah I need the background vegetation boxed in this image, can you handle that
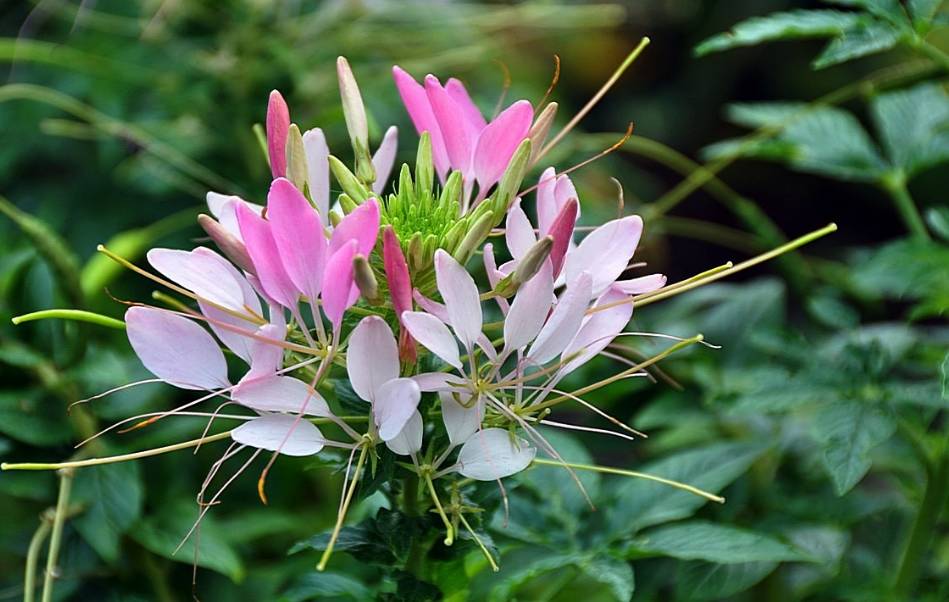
[0,1,946,600]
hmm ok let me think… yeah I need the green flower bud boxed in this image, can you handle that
[285,124,308,194]
[452,211,494,265]
[493,138,532,223]
[353,254,382,305]
[513,235,553,285]
[337,56,375,186]
[528,102,557,165]
[328,155,371,203]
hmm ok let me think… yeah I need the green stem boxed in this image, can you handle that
[11,309,126,330]
[41,469,74,602]
[882,174,931,241]
[318,444,368,571]
[24,516,52,602]
[894,428,949,596]
[402,474,425,576]
[915,39,949,74]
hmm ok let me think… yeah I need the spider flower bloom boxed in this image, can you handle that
[392,66,534,207]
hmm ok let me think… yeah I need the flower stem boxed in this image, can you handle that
[318,444,368,571]
[881,174,930,241]
[41,468,74,602]
[24,516,52,602]
[423,473,454,546]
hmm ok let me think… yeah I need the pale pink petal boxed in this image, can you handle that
[412,289,449,322]
[199,268,263,363]
[553,174,579,218]
[302,128,331,218]
[564,216,643,297]
[383,227,412,320]
[472,100,533,191]
[392,66,449,179]
[374,377,421,441]
[208,196,263,240]
[613,273,667,295]
[434,249,482,348]
[504,261,553,351]
[482,243,510,314]
[268,178,327,302]
[535,167,558,235]
[126,307,229,390]
[440,391,483,447]
[346,315,399,402]
[547,198,578,279]
[425,75,474,174]
[413,372,465,392]
[402,311,462,370]
[148,247,246,311]
[242,322,288,381]
[528,271,592,364]
[372,126,399,195]
[236,203,299,309]
[329,199,380,257]
[457,428,535,480]
[231,415,325,456]
[232,375,332,417]
[321,240,358,327]
[505,199,536,261]
[267,90,290,178]
[385,410,423,456]
[561,287,632,375]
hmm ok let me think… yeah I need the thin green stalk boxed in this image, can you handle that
[41,469,74,602]
[318,444,369,571]
[423,473,454,546]
[882,174,931,241]
[11,309,126,330]
[24,517,52,602]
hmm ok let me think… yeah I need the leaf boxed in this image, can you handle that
[0,389,72,446]
[812,400,896,495]
[871,83,949,177]
[578,556,635,601]
[130,502,244,582]
[279,572,372,602]
[290,508,424,566]
[631,521,812,563]
[814,22,902,68]
[677,561,778,601]
[909,0,943,28]
[604,441,769,537]
[826,0,910,25]
[694,10,867,56]
[785,525,850,569]
[479,547,585,602]
[852,240,949,314]
[73,462,144,562]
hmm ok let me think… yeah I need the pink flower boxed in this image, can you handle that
[382,226,416,362]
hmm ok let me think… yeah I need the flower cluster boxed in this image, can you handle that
[91,57,682,569]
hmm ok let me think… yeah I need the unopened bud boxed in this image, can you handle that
[328,155,370,203]
[352,254,381,305]
[439,170,463,210]
[337,56,375,186]
[415,132,434,199]
[285,124,308,194]
[493,139,531,222]
[513,235,553,285]
[198,214,255,274]
[338,194,358,215]
[452,211,494,265]
[407,232,424,272]
[528,102,557,165]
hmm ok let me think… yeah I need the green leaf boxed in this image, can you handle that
[0,389,72,446]
[73,462,144,562]
[694,10,867,56]
[812,400,896,495]
[814,22,902,68]
[631,521,812,563]
[852,240,949,311]
[605,441,769,537]
[909,0,943,27]
[927,206,949,241]
[130,502,244,582]
[785,524,850,569]
[479,547,585,602]
[677,561,778,601]
[826,0,910,25]
[279,572,372,601]
[871,83,949,177]
[578,557,635,601]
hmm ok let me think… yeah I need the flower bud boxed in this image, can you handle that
[328,155,371,203]
[415,132,434,200]
[338,194,358,215]
[352,254,381,305]
[285,124,308,194]
[492,139,531,223]
[452,211,494,265]
[337,56,376,186]
[266,90,290,178]
[197,214,255,274]
[513,235,553,286]
[528,102,557,165]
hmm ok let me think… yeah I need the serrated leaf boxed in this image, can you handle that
[695,10,867,56]
[677,561,778,601]
[812,400,896,495]
[871,83,949,177]
[73,462,144,562]
[814,21,902,68]
[852,239,949,308]
[578,557,635,601]
[631,521,812,563]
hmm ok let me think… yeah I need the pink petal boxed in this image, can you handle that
[434,249,482,348]
[148,247,246,311]
[126,307,229,390]
[383,227,412,320]
[505,199,536,261]
[472,100,533,191]
[440,391,483,447]
[504,261,553,351]
[372,126,399,195]
[207,195,263,240]
[232,375,332,417]
[346,316,399,402]
[554,174,579,215]
[329,198,380,257]
[445,78,486,135]
[236,202,299,309]
[231,415,325,456]
[457,428,535,481]
[547,198,578,279]
[561,287,632,375]
[266,90,290,178]
[321,240,359,328]
[412,289,449,322]
[242,322,288,381]
[267,177,327,302]
[613,273,667,295]
[564,216,643,297]
[392,66,449,179]
[528,271,592,365]
[198,268,264,364]
[374,377,422,441]
[425,75,474,174]
[535,167,558,235]
[402,311,462,370]
[302,128,331,218]
[385,410,423,456]
[482,243,510,314]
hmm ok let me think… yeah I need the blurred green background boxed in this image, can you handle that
[1,1,947,601]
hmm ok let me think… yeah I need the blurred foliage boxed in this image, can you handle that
[1,0,948,601]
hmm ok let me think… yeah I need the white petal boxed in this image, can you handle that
[528,271,592,364]
[413,372,465,392]
[457,428,535,480]
[561,287,632,375]
[434,249,482,348]
[148,247,247,311]
[126,307,229,390]
[385,410,423,456]
[303,128,331,219]
[374,377,421,441]
[440,391,483,447]
[231,415,325,456]
[402,311,462,370]
[504,199,536,261]
[346,316,399,402]
[232,375,332,417]
[564,216,643,297]
[613,273,666,295]
[504,261,553,351]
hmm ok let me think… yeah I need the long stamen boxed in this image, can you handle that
[517,384,647,438]
[423,472,454,545]
[318,442,369,571]
[457,510,498,571]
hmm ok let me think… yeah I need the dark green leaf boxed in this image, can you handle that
[814,22,902,68]
[73,462,144,562]
[871,83,949,177]
[909,0,943,27]
[279,572,372,602]
[695,10,867,56]
[677,561,778,601]
[578,556,635,601]
[826,0,909,25]
[0,389,72,445]
[812,400,896,495]
[631,521,812,563]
